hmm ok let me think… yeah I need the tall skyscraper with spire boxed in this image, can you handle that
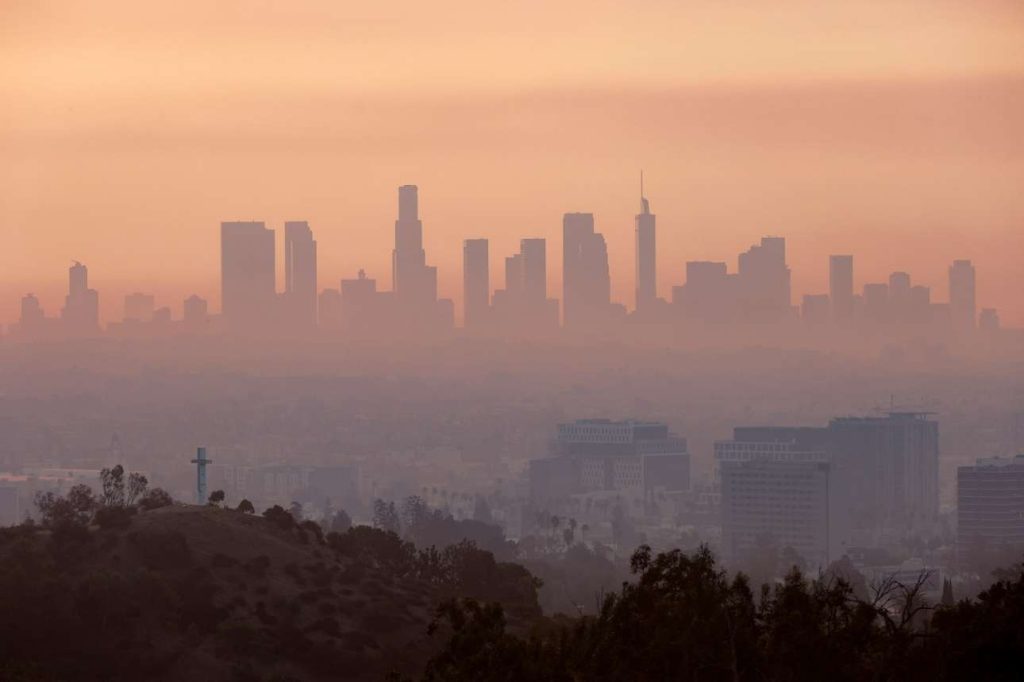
[634,172,657,313]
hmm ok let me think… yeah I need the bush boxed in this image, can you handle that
[138,488,174,511]
[263,505,296,531]
[94,505,136,530]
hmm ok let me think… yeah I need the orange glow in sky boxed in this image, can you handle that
[1,1,1022,324]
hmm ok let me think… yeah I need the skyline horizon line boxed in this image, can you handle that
[3,182,1006,329]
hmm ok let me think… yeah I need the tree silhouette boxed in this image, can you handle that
[138,487,173,510]
[99,465,127,507]
[125,472,148,505]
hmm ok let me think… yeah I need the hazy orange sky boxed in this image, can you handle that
[2,1,1023,325]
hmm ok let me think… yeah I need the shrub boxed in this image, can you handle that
[94,505,135,530]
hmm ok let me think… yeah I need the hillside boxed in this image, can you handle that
[0,503,539,681]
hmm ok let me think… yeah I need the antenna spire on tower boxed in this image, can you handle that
[639,170,650,215]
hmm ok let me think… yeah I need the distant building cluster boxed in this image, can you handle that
[714,413,939,567]
[525,412,1024,582]
[529,419,690,520]
[7,182,1011,341]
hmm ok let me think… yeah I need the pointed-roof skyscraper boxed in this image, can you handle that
[635,171,657,313]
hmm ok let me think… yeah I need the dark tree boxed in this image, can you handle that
[329,509,352,533]
[34,490,88,528]
[262,505,296,531]
[99,465,126,507]
[138,488,174,511]
[236,499,255,514]
[94,504,134,530]
[373,499,401,534]
[66,484,97,516]
[126,472,149,506]
[208,490,225,506]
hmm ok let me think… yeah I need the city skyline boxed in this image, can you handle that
[2,4,1022,326]
[3,181,1014,333]
[1,4,1022,679]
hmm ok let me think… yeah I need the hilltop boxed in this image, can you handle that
[0,503,540,682]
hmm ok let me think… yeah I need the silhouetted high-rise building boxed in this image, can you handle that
[183,295,209,330]
[504,253,523,295]
[20,294,43,326]
[863,282,889,322]
[829,255,854,321]
[520,238,547,304]
[317,288,342,330]
[61,261,100,334]
[949,259,976,330]
[738,237,790,321]
[563,213,611,327]
[283,221,317,328]
[675,261,737,322]
[634,179,656,313]
[491,238,558,334]
[462,238,489,327]
[18,293,46,336]
[221,221,275,330]
[392,185,435,302]
[389,185,451,331]
[909,285,932,323]
[341,269,390,332]
[801,294,830,323]
[979,308,1000,332]
[888,271,911,321]
[123,292,155,322]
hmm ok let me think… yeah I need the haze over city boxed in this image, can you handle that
[2,1,1023,325]
[1,3,1023,681]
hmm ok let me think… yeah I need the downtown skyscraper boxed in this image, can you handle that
[949,259,977,330]
[61,261,100,334]
[562,213,611,327]
[463,238,489,327]
[392,185,438,305]
[829,254,854,322]
[634,179,657,314]
[388,185,453,331]
[221,221,275,330]
[737,236,791,321]
[283,221,318,328]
